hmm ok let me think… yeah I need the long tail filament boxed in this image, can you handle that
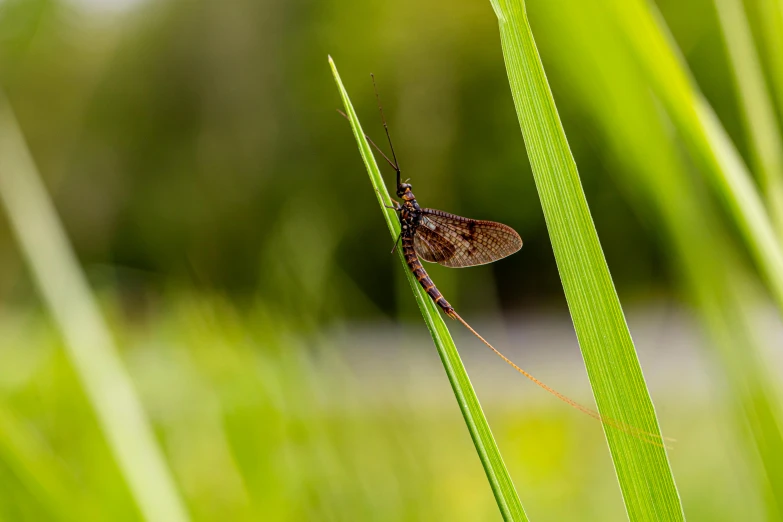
[448,310,673,448]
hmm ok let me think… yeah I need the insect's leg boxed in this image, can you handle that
[390,234,402,254]
[375,189,401,210]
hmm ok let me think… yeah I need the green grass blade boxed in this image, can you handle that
[0,93,190,522]
[713,0,783,239]
[534,1,783,514]
[606,0,783,316]
[328,56,528,522]
[744,0,783,135]
[489,1,685,519]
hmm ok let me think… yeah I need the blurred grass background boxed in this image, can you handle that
[0,0,782,520]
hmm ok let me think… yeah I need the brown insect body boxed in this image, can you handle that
[392,180,524,317]
[395,183,457,318]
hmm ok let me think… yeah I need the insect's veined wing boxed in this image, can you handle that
[413,223,457,263]
[415,209,522,268]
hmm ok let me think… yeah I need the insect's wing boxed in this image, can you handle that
[418,209,522,268]
[414,224,457,263]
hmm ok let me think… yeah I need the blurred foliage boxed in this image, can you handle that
[0,0,662,317]
[0,292,771,521]
[0,0,782,520]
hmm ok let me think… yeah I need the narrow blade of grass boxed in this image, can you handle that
[607,0,783,316]
[328,56,528,522]
[744,0,783,133]
[535,1,783,514]
[0,93,190,522]
[713,0,783,239]
[489,0,685,519]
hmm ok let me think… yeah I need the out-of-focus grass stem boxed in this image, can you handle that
[713,0,783,240]
[608,0,783,316]
[0,93,190,522]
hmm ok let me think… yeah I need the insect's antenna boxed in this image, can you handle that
[335,109,398,171]
[449,309,674,448]
[371,73,401,187]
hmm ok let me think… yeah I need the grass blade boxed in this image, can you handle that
[489,0,685,519]
[744,0,783,134]
[328,56,528,522]
[713,0,783,239]
[534,0,783,514]
[606,0,783,316]
[0,93,190,522]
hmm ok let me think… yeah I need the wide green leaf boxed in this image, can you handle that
[533,0,783,516]
[489,0,685,519]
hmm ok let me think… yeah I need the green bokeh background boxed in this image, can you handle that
[0,0,781,520]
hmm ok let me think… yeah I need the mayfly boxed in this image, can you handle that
[340,75,669,447]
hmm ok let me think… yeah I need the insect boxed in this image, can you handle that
[339,75,670,447]
[388,167,522,320]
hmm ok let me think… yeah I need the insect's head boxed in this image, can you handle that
[397,182,415,200]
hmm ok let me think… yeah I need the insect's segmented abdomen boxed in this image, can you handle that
[402,235,455,317]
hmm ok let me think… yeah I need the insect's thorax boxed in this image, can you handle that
[399,198,421,238]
